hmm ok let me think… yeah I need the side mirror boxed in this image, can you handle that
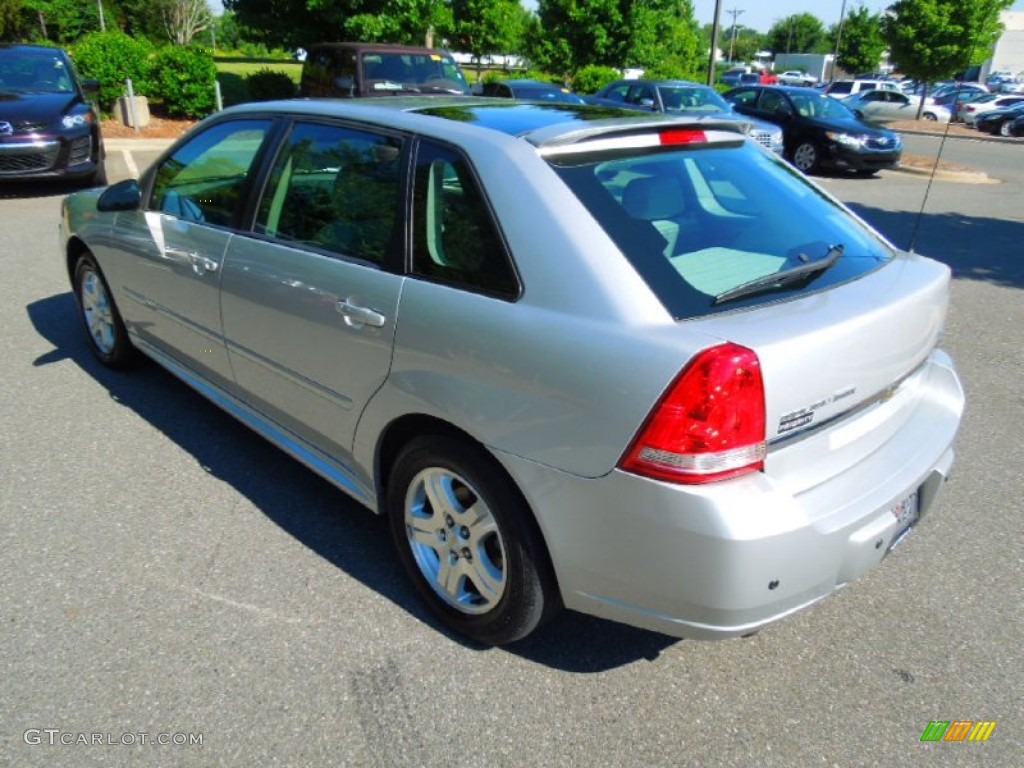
[98,179,141,212]
[639,97,655,109]
[80,78,100,94]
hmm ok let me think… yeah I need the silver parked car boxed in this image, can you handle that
[61,98,964,645]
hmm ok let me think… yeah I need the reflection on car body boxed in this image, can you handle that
[60,98,963,645]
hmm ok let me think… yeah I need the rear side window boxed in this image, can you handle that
[255,122,403,265]
[550,141,893,319]
[411,141,518,298]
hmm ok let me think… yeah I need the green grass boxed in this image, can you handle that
[215,58,302,107]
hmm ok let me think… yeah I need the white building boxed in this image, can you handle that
[982,11,1024,78]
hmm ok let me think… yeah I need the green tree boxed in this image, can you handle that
[0,0,23,40]
[627,0,700,76]
[20,0,101,42]
[532,0,699,78]
[834,5,886,75]
[767,13,828,54]
[223,0,450,49]
[451,0,528,75]
[885,0,1012,106]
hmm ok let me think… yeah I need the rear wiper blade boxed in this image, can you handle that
[713,243,844,306]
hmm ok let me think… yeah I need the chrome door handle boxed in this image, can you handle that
[336,299,386,328]
[192,254,219,275]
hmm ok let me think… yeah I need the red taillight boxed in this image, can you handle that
[620,343,766,484]
[660,129,707,145]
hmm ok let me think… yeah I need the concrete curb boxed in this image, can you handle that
[889,162,995,184]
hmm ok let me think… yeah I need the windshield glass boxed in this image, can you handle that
[549,141,893,319]
[362,52,468,94]
[657,85,730,113]
[788,91,856,119]
[0,50,74,93]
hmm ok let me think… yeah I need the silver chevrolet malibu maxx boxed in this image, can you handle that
[61,98,964,645]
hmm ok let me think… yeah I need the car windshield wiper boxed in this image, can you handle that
[713,243,844,306]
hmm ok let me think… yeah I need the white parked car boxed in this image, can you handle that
[843,90,952,123]
[961,94,1024,126]
[777,70,817,86]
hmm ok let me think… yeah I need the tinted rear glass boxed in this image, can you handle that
[549,141,893,320]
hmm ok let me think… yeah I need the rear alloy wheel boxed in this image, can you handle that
[999,120,1014,137]
[791,142,820,174]
[74,253,138,368]
[387,436,560,645]
[923,112,938,121]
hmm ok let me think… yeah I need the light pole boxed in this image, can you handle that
[708,0,724,86]
[831,0,848,81]
[727,8,745,64]
[97,0,105,31]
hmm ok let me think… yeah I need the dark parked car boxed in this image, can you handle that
[724,84,902,175]
[1009,113,1024,137]
[299,42,469,98]
[974,101,1024,136]
[479,79,586,104]
[587,79,783,154]
[0,43,105,185]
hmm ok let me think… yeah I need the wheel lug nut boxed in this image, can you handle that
[461,547,472,561]
[460,526,470,539]
[437,530,447,542]
[448,551,459,564]
[446,516,455,528]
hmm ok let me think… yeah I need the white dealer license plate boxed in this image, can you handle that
[888,489,920,551]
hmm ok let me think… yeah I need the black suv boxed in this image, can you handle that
[724,84,901,176]
[0,44,105,185]
[300,43,469,98]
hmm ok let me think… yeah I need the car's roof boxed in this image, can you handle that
[727,84,819,96]
[0,43,69,54]
[225,97,744,148]
[305,42,453,55]
[500,80,566,89]
[613,79,709,88]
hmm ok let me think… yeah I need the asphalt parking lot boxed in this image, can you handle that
[1,133,1021,767]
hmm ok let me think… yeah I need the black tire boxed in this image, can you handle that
[854,169,878,177]
[85,159,108,188]
[73,253,139,368]
[790,141,820,174]
[387,435,560,645]
[923,112,938,121]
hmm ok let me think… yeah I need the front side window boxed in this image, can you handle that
[411,141,518,297]
[727,88,759,107]
[550,138,893,319]
[255,122,403,265]
[150,119,272,227]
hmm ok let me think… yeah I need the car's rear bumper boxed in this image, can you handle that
[498,350,963,640]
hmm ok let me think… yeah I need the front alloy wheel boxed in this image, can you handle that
[999,120,1014,137]
[791,142,820,173]
[74,253,138,368]
[388,436,559,645]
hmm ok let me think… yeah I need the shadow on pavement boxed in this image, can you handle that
[25,291,679,670]
[848,204,1024,290]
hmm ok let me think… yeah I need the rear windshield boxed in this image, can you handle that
[549,140,894,319]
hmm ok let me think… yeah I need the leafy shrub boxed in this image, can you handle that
[571,65,621,95]
[245,68,296,101]
[149,46,218,119]
[70,31,154,112]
